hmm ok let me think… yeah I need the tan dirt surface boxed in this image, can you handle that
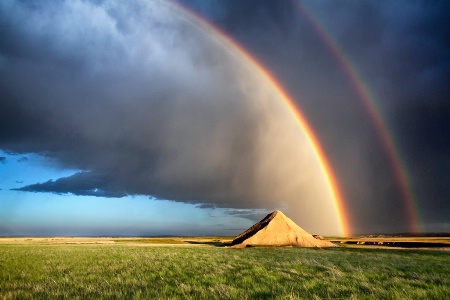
[231,210,336,248]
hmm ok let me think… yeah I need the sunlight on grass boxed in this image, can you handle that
[0,245,448,299]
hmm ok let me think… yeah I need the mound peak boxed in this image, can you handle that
[230,210,336,247]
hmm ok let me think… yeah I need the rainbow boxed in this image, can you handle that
[166,1,350,236]
[295,1,421,233]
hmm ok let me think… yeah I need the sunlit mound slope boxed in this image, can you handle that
[230,210,336,247]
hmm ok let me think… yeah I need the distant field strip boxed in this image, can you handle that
[331,237,450,249]
[0,244,449,299]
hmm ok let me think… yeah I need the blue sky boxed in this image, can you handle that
[0,151,255,236]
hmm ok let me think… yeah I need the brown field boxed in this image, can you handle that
[0,236,233,247]
[329,236,450,250]
[1,236,449,250]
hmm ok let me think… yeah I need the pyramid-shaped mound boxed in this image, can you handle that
[230,210,336,247]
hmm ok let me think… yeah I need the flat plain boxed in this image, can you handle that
[0,237,449,299]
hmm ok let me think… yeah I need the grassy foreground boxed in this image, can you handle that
[0,243,449,299]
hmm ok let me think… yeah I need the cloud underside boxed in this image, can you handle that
[0,1,340,232]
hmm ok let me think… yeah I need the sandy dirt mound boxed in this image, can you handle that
[231,210,336,248]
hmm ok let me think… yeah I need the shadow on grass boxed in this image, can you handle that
[184,240,232,247]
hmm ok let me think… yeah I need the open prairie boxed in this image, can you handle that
[0,237,449,299]
[330,236,450,249]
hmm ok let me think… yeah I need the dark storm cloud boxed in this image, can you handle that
[2,0,448,234]
[396,100,450,224]
[14,171,127,198]
[181,0,295,32]
[1,0,340,235]
[224,209,270,222]
[16,157,28,163]
[196,204,217,209]
[178,0,450,233]
[1,0,261,204]
[301,0,450,233]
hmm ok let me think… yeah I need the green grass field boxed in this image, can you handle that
[0,242,449,299]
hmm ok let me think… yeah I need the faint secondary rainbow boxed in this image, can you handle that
[166,1,349,237]
[295,1,421,233]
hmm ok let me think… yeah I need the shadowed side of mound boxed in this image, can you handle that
[230,210,336,248]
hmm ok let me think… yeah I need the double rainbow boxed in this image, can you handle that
[296,1,420,233]
[161,0,425,237]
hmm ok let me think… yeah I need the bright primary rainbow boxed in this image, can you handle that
[164,0,423,235]
[165,0,351,236]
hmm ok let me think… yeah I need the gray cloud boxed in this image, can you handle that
[16,157,28,163]
[14,171,127,198]
[3,0,448,235]
[196,204,217,209]
[224,208,270,223]
[177,0,450,233]
[300,0,450,233]
[1,0,343,234]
